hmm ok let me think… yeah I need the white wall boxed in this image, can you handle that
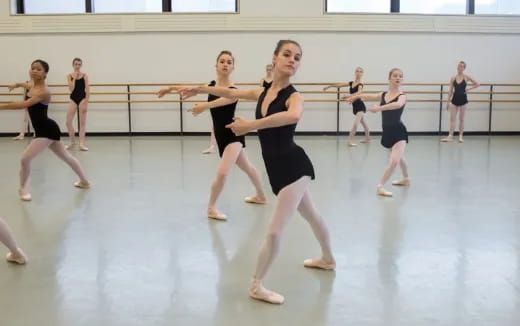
[1,0,519,133]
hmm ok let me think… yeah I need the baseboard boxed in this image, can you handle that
[2,131,520,138]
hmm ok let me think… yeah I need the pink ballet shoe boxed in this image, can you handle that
[74,180,90,189]
[377,186,393,197]
[244,196,267,205]
[303,258,336,270]
[12,134,24,140]
[202,145,216,154]
[360,138,371,143]
[249,279,284,304]
[6,248,27,265]
[79,144,89,151]
[208,208,227,221]
[18,189,32,201]
[392,178,410,186]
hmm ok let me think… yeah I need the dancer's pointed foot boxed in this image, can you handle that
[6,248,27,265]
[249,279,284,304]
[208,208,227,221]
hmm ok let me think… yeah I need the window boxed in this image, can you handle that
[475,0,520,14]
[172,0,236,12]
[326,0,390,13]
[24,0,86,14]
[93,0,162,13]
[400,0,467,14]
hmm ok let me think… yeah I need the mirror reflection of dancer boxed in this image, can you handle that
[8,80,33,140]
[0,217,27,265]
[158,50,267,221]
[176,40,336,304]
[0,60,90,201]
[66,58,90,151]
[441,61,480,143]
[323,67,370,146]
[346,68,409,197]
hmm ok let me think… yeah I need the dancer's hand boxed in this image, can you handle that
[157,87,173,98]
[369,105,380,113]
[226,116,253,136]
[178,86,201,100]
[188,103,206,116]
[7,84,16,91]
[342,95,356,103]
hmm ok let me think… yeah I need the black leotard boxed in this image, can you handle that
[380,92,408,149]
[207,80,245,157]
[262,79,272,88]
[70,76,86,105]
[349,81,366,114]
[255,83,315,195]
[27,94,61,140]
[451,78,468,106]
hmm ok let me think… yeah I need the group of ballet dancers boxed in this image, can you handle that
[0,39,479,304]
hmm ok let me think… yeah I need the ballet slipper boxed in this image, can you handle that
[249,279,284,304]
[244,196,267,205]
[360,138,370,143]
[6,248,27,265]
[18,189,32,201]
[12,134,24,140]
[65,143,76,150]
[303,258,336,270]
[79,144,89,151]
[440,136,453,142]
[208,208,227,221]
[458,137,464,143]
[347,142,357,147]
[392,178,410,186]
[202,145,216,154]
[377,186,393,197]
[74,180,90,189]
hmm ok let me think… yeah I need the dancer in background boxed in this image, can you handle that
[0,60,90,201]
[158,50,267,221]
[441,61,480,143]
[346,68,409,197]
[260,64,273,88]
[66,58,90,151]
[324,67,370,146]
[8,80,33,140]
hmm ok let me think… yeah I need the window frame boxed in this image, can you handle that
[13,0,239,15]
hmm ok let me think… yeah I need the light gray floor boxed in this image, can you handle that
[1,135,519,326]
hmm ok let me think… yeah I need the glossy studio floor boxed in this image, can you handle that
[1,135,519,326]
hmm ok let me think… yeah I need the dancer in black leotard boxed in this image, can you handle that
[346,68,410,197]
[66,58,90,151]
[323,67,370,146]
[8,80,33,140]
[0,60,90,201]
[441,61,479,143]
[0,217,27,264]
[260,64,273,88]
[176,40,335,305]
[158,51,266,221]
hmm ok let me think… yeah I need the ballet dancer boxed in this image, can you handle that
[346,68,409,197]
[441,61,480,143]
[0,59,90,201]
[324,67,370,146]
[177,40,336,304]
[66,58,90,151]
[158,50,267,221]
